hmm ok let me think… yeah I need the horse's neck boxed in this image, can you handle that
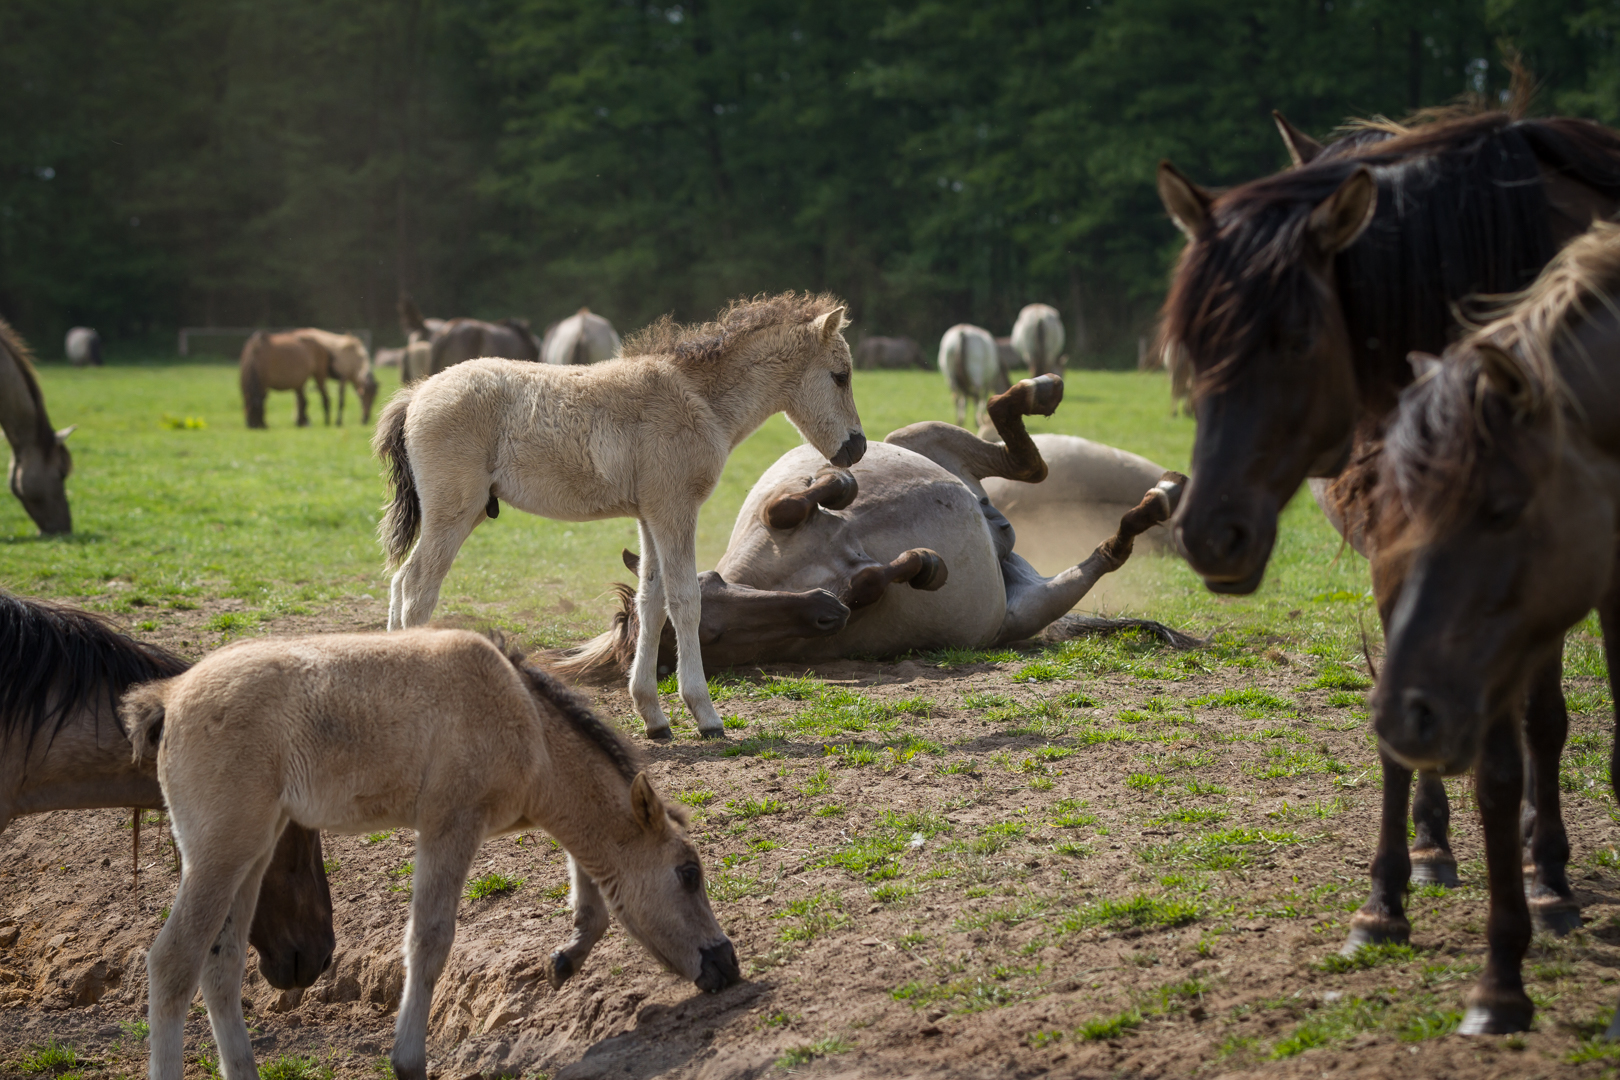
[1561,306,1620,461]
[695,343,799,447]
[0,704,162,821]
[0,345,43,457]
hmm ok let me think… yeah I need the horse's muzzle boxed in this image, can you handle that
[696,940,741,992]
[830,432,867,468]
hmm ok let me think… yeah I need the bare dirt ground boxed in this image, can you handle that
[3,603,1620,1079]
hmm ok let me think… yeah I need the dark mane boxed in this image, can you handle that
[0,593,189,753]
[1160,114,1620,404]
[491,634,641,782]
[623,291,845,365]
[0,317,59,455]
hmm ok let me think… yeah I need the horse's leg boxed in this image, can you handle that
[392,821,481,1080]
[760,466,858,530]
[547,856,610,988]
[316,376,331,426]
[295,385,310,428]
[1522,651,1579,934]
[392,485,485,629]
[628,520,672,738]
[886,375,1063,494]
[337,380,347,426]
[647,514,725,737]
[1342,751,1416,954]
[953,392,966,428]
[1410,772,1460,886]
[1460,707,1535,1034]
[199,838,278,1080]
[846,549,948,608]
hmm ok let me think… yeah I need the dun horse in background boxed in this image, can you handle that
[938,323,1006,429]
[0,592,334,991]
[124,629,738,1080]
[374,292,866,740]
[294,328,378,424]
[1371,224,1620,1034]
[1156,106,1620,974]
[1011,304,1065,375]
[542,307,620,365]
[0,317,74,534]
[399,296,540,380]
[239,331,334,429]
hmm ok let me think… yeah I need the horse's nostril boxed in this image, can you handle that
[1213,520,1251,563]
[1403,690,1440,748]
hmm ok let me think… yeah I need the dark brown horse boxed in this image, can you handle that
[1157,109,1620,969]
[399,297,540,380]
[1371,223,1620,1034]
[0,592,334,990]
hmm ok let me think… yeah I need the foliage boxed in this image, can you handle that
[465,871,524,900]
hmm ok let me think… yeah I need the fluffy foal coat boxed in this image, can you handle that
[374,292,867,737]
[125,630,738,1080]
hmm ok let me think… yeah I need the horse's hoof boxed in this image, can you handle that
[1341,910,1410,956]
[1459,991,1534,1035]
[548,949,575,989]
[645,726,673,742]
[1019,374,1064,416]
[906,549,948,592]
[1411,850,1461,888]
[1529,894,1582,937]
[391,1062,428,1080]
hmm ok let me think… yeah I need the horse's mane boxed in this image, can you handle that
[1379,222,1620,546]
[623,292,846,365]
[0,317,58,456]
[0,592,189,755]
[1159,112,1620,403]
[491,633,641,783]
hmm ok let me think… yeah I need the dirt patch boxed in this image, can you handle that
[2,616,1619,1079]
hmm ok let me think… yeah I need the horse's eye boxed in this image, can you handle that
[677,862,702,892]
[832,370,850,388]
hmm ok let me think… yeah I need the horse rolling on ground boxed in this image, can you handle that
[239,331,336,429]
[1011,303,1065,375]
[1155,103,1620,965]
[1,316,74,534]
[1368,223,1620,1035]
[0,592,334,991]
[551,375,1191,679]
[123,629,739,1080]
[938,323,1006,429]
[294,328,378,424]
[374,292,866,739]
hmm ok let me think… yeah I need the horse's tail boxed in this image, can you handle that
[373,389,420,568]
[241,332,267,428]
[540,582,639,683]
[122,681,173,766]
[1035,316,1047,370]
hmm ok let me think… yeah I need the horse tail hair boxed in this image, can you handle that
[540,582,639,683]
[490,630,642,782]
[1035,317,1047,370]
[121,681,172,766]
[241,333,267,429]
[373,389,420,568]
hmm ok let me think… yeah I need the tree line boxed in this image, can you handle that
[3,0,1618,365]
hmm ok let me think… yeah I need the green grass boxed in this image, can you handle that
[17,1041,77,1073]
[1076,1008,1142,1041]
[1316,941,1418,973]
[465,871,524,900]
[776,1035,853,1068]
[259,1056,336,1080]
[1057,894,1201,933]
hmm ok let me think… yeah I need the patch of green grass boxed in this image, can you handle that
[465,871,524,901]
[1304,668,1371,691]
[776,1034,853,1069]
[726,796,785,818]
[723,733,788,758]
[1076,1008,1142,1041]
[1126,772,1166,791]
[119,1019,149,1042]
[774,893,849,943]
[1058,894,1201,933]
[1059,691,1099,708]
[259,1056,336,1080]
[814,803,845,816]
[966,821,1026,854]
[1190,688,1297,715]
[1153,807,1226,826]
[364,830,393,844]
[799,766,833,796]
[1268,995,1460,1058]
[677,788,716,808]
[1012,658,1066,682]
[892,967,1040,1013]
[1317,942,1418,973]
[872,882,915,903]
[962,690,1016,710]
[1324,690,1365,708]
[18,1041,77,1074]
[954,897,1048,930]
[1142,827,1303,871]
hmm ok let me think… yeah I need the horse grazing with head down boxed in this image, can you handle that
[0,317,74,534]
[1156,105,1620,971]
[0,592,334,991]
[1370,223,1620,1035]
[374,292,866,739]
[123,628,738,1080]
[293,328,378,425]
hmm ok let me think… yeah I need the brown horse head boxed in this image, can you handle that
[248,823,335,988]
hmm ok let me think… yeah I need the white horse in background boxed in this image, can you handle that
[1011,303,1065,375]
[373,292,866,739]
[543,307,621,365]
[938,323,1006,429]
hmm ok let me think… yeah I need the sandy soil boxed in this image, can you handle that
[2,605,1619,1079]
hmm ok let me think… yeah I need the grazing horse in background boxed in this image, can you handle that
[0,592,334,991]
[374,292,866,740]
[124,629,739,1080]
[1011,304,1065,375]
[854,335,926,370]
[238,331,334,429]
[551,375,1190,680]
[398,296,447,345]
[0,317,74,534]
[294,329,378,424]
[938,323,1006,429]
[1155,107,1620,971]
[65,327,102,367]
[542,307,620,365]
[398,295,540,377]
[1371,224,1620,1034]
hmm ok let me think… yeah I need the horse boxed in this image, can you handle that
[542,307,620,365]
[398,296,447,345]
[854,335,926,371]
[0,317,74,534]
[0,592,334,991]
[1368,223,1620,1035]
[1011,304,1065,375]
[374,292,866,740]
[938,323,1006,429]
[551,376,1190,680]
[1155,107,1620,966]
[122,628,739,1080]
[994,336,1022,371]
[294,328,378,425]
[238,331,334,429]
[64,327,102,367]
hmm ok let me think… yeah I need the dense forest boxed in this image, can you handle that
[5,0,1620,364]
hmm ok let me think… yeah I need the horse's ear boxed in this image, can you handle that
[1308,166,1377,255]
[1272,110,1323,168]
[630,772,668,837]
[54,425,77,443]
[1157,161,1212,239]
[622,548,640,574]
[1407,352,1442,380]
[812,307,848,345]
[1476,343,1541,417]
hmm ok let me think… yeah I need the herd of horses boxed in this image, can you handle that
[4,87,1620,1074]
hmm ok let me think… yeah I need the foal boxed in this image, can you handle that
[125,629,739,1080]
[374,292,865,738]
